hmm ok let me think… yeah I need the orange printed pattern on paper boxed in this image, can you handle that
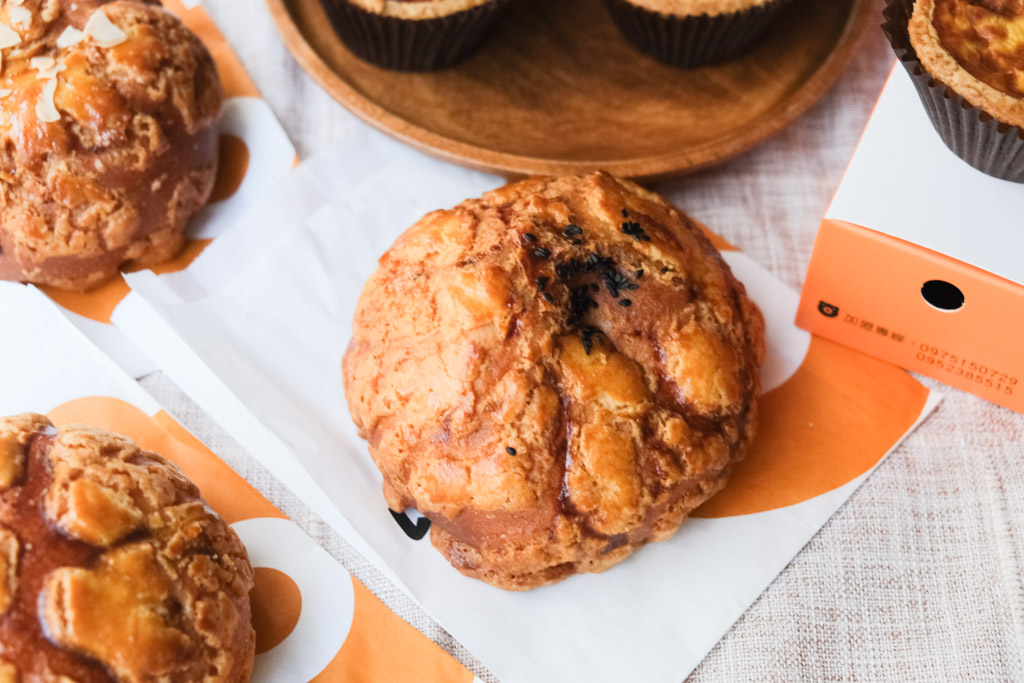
[46,396,474,682]
[251,567,302,654]
[316,580,475,683]
[694,336,929,518]
[210,135,251,202]
[41,239,212,325]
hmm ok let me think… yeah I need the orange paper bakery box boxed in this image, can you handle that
[796,64,1024,413]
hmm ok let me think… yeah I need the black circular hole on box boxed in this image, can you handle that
[921,280,964,311]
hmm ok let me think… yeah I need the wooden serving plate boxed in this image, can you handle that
[268,0,872,180]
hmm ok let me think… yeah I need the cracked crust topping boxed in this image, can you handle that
[342,172,765,590]
[0,414,49,492]
[0,414,254,682]
[910,0,1024,127]
[0,527,16,618]
[0,0,223,291]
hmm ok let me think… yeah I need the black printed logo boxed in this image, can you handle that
[389,509,431,541]
[818,301,840,318]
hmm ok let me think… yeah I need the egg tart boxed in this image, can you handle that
[884,0,1024,182]
[319,0,512,72]
[603,0,796,67]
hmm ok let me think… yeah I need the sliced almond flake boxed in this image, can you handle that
[83,9,126,48]
[30,56,54,70]
[20,50,66,82]
[8,6,31,29]
[0,89,10,97]
[35,62,65,80]
[0,21,20,49]
[56,25,84,48]
[35,78,59,123]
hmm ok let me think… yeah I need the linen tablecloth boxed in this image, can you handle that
[141,0,1024,679]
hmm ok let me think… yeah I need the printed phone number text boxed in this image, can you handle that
[916,344,1017,395]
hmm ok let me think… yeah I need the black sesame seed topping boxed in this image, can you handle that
[635,269,644,279]
[537,243,645,339]
[568,285,597,326]
[580,325,603,356]
[571,239,583,246]
[602,278,620,298]
[563,224,583,237]
[621,221,651,242]
[582,252,613,273]
[523,233,537,242]
[606,270,630,288]
[621,209,629,217]
[506,446,517,455]
[661,267,669,274]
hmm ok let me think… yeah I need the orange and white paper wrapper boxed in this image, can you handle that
[114,130,940,683]
[0,284,476,683]
[39,0,296,377]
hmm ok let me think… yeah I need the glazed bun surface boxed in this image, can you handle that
[0,414,254,682]
[343,172,765,590]
[0,0,223,291]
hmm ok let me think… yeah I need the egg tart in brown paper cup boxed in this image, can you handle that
[319,0,512,72]
[602,0,797,67]
[882,0,1024,183]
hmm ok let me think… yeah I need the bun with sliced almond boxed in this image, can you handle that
[0,0,223,291]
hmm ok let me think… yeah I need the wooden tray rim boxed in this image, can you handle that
[267,0,874,180]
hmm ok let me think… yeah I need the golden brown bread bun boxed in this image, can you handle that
[0,0,223,291]
[0,414,254,682]
[343,172,765,590]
